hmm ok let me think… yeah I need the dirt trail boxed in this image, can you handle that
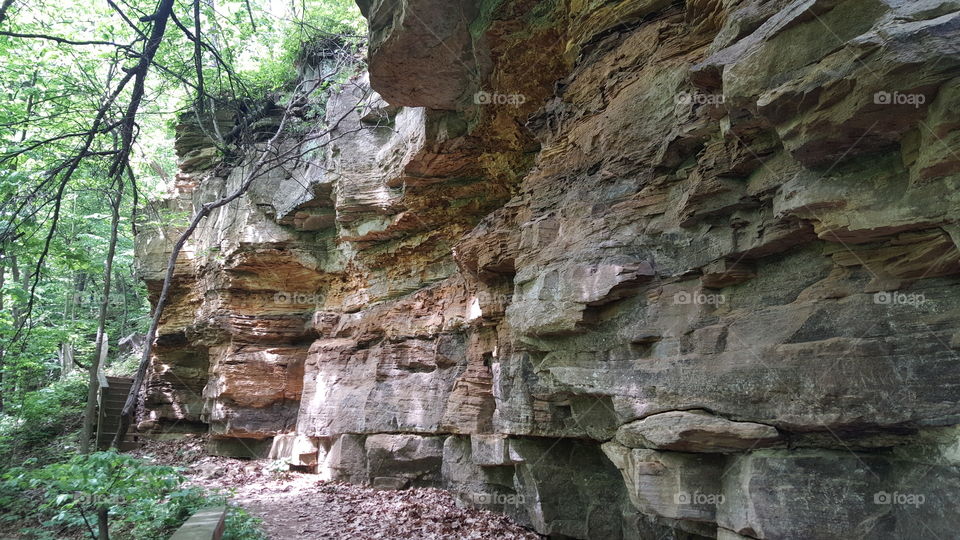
[230,473,540,539]
[135,437,540,539]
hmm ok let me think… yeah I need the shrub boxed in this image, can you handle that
[0,451,264,539]
[0,372,87,464]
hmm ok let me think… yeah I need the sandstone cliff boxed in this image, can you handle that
[137,1,960,538]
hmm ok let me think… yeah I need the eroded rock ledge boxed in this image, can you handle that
[137,0,960,538]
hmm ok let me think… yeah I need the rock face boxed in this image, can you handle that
[137,0,960,537]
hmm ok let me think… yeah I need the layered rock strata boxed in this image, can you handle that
[138,0,960,538]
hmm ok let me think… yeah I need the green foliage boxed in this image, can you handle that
[264,458,292,481]
[104,354,140,378]
[240,0,367,92]
[0,195,150,409]
[0,451,264,539]
[0,372,86,463]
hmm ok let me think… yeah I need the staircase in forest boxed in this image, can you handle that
[96,376,140,451]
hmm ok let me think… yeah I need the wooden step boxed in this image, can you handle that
[99,403,126,410]
[96,432,140,449]
[97,377,140,452]
[98,431,138,440]
[96,441,140,451]
[96,442,139,451]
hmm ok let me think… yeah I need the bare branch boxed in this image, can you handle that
[0,30,135,48]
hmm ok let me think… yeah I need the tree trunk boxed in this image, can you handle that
[107,0,178,450]
[60,343,74,379]
[10,255,21,325]
[82,180,123,454]
[97,506,109,540]
[116,271,129,338]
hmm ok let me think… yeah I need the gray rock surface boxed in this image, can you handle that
[138,0,960,537]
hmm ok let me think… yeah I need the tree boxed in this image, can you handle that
[81,177,123,455]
